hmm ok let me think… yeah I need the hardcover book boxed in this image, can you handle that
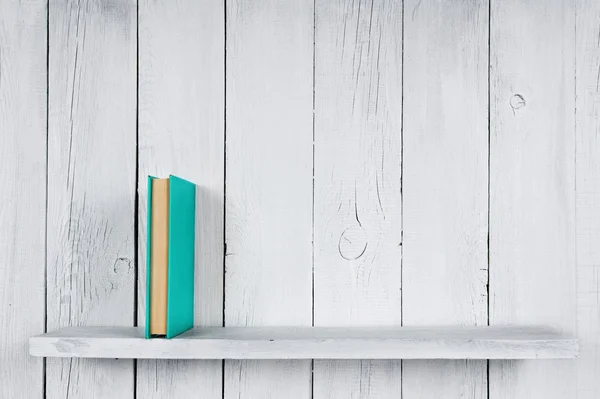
[146,175,196,339]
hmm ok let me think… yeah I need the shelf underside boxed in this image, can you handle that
[29,326,578,360]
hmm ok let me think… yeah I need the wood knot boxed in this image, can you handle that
[113,257,132,274]
[509,94,526,110]
[338,226,367,260]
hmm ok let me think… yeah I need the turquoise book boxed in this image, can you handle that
[145,175,196,339]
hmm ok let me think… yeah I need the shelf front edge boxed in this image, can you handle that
[29,326,579,360]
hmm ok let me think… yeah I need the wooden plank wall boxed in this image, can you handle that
[46,1,137,398]
[224,1,313,399]
[576,0,600,398]
[489,1,576,399]
[314,1,402,398]
[1,0,598,398]
[137,0,224,398]
[403,0,488,398]
[0,1,46,398]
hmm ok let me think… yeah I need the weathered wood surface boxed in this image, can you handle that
[224,0,313,398]
[0,0,46,397]
[137,0,224,397]
[489,1,577,398]
[402,0,489,398]
[3,1,598,398]
[576,0,600,397]
[30,326,579,360]
[46,0,137,398]
[313,0,402,398]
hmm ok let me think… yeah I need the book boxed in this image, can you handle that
[146,175,196,339]
[150,178,169,335]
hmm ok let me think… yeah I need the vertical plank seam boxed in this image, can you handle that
[400,0,405,397]
[134,0,140,332]
[486,0,492,398]
[311,0,316,397]
[222,1,227,398]
[44,0,50,398]
[573,0,578,345]
[574,0,577,196]
[133,0,140,397]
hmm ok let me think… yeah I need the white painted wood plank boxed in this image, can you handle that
[30,326,579,359]
[489,1,577,398]
[225,0,313,397]
[313,0,402,398]
[0,1,46,397]
[47,1,137,398]
[576,0,600,397]
[402,0,489,398]
[137,0,224,397]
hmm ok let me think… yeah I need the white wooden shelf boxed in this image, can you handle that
[29,326,578,360]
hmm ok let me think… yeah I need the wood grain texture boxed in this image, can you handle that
[137,0,224,397]
[402,0,489,398]
[225,0,313,397]
[576,0,600,397]
[47,1,137,397]
[489,1,576,398]
[0,1,46,397]
[30,326,579,359]
[313,0,402,398]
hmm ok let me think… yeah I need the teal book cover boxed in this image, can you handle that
[146,175,196,339]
